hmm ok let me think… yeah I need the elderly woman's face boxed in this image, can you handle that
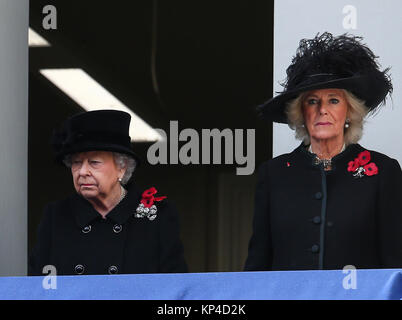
[71,151,124,201]
[302,88,348,143]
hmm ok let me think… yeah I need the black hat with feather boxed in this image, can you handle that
[258,32,393,123]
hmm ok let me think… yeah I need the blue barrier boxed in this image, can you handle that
[1,269,401,300]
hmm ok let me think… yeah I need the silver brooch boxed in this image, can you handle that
[352,166,365,178]
[314,156,332,170]
[134,203,158,221]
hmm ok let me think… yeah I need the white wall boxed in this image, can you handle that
[0,0,29,276]
[273,0,402,164]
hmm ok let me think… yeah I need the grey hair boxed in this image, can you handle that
[62,155,73,168]
[62,151,137,185]
[285,89,369,146]
[112,152,137,185]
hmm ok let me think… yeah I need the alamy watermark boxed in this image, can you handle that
[147,121,255,175]
[42,265,57,290]
[42,5,57,30]
[342,5,357,30]
[342,265,357,290]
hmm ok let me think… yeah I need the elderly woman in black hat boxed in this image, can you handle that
[245,32,402,271]
[29,110,188,275]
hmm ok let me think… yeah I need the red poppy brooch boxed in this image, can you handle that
[135,187,167,221]
[347,150,378,178]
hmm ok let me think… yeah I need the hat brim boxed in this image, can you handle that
[259,73,389,123]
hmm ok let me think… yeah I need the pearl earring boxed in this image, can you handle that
[345,120,350,128]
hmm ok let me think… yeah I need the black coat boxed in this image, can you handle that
[244,143,402,271]
[29,183,188,276]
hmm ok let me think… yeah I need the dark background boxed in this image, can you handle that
[28,0,274,272]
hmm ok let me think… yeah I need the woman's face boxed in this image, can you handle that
[302,88,349,143]
[71,151,125,202]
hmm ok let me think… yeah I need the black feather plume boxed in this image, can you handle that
[281,32,392,98]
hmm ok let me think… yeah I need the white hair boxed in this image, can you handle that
[112,152,137,185]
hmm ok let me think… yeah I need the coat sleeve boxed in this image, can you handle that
[244,161,273,271]
[28,204,53,276]
[377,158,402,268]
[157,201,188,273]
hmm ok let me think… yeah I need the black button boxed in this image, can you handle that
[82,225,91,233]
[311,244,320,253]
[74,264,85,275]
[327,221,334,227]
[113,224,122,233]
[312,216,321,224]
[108,265,118,275]
[314,192,322,200]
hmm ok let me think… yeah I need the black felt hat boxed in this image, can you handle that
[51,110,140,164]
[258,32,393,123]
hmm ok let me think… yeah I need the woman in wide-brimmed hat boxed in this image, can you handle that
[244,32,402,271]
[29,110,188,275]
